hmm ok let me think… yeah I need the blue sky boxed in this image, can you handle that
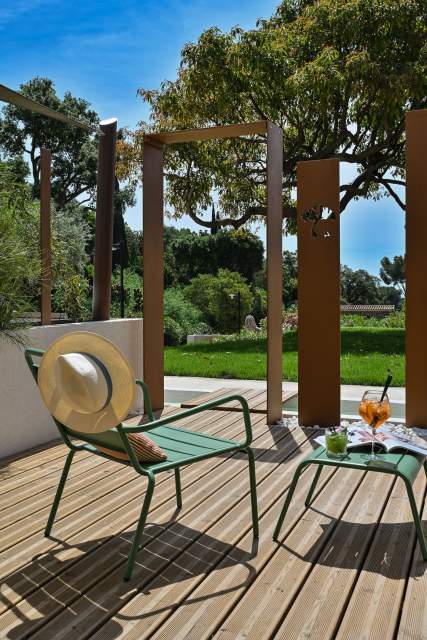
[0,0,405,276]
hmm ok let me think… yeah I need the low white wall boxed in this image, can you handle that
[187,334,221,344]
[0,318,143,460]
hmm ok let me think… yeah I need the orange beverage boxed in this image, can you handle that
[359,400,391,428]
[359,388,392,461]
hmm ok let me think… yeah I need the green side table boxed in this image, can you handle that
[273,446,427,560]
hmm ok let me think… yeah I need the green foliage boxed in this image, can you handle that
[163,227,264,286]
[380,255,405,294]
[0,162,40,344]
[283,251,298,306]
[53,274,90,322]
[380,308,405,328]
[252,287,267,322]
[185,268,253,333]
[0,77,100,208]
[341,265,381,304]
[52,203,91,283]
[164,316,184,347]
[163,288,205,345]
[124,225,142,275]
[110,269,143,318]
[123,0,426,232]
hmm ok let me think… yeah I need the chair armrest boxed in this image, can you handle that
[135,379,155,422]
[24,347,45,382]
[122,394,253,447]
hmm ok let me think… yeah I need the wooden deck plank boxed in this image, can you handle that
[15,427,311,639]
[250,389,297,413]
[1,389,426,640]
[0,411,270,615]
[148,467,358,640]
[396,481,427,640]
[0,416,286,638]
[335,471,426,640]
[181,388,297,414]
[180,388,232,408]
[204,468,372,640]
[272,472,395,640]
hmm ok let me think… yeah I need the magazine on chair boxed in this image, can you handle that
[315,424,427,456]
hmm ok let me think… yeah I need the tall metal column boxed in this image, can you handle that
[297,159,340,427]
[143,137,165,411]
[266,122,284,424]
[40,147,52,325]
[406,109,427,428]
[92,118,117,321]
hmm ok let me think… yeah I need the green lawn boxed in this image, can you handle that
[164,328,405,386]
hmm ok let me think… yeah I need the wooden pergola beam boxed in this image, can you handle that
[40,148,52,325]
[406,109,427,428]
[92,118,118,321]
[143,119,283,422]
[297,159,340,427]
[146,121,267,144]
[0,83,96,132]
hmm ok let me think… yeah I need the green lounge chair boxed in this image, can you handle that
[25,348,258,581]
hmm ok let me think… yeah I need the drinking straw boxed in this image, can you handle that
[380,371,393,402]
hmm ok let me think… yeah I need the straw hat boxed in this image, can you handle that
[37,332,135,433]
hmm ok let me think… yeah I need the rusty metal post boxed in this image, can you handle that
[406,109,427,427]
[266,122,284,424]
[143,137,165,411]
[92,118,117,321]
[297,159,340,427]
[40,148,52,325]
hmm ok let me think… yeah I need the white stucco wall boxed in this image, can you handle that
[0,318,143,460]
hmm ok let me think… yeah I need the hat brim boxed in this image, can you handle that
[37,331,136,434]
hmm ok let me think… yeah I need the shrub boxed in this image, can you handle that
[164,317,184,346]
[111,269,143,318]
[54,274,90,322]
[164,288,205,344]
[185,269,253,333]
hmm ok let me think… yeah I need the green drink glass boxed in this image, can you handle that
[325,427,348,458]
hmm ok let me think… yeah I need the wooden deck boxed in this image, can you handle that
[181,387,297,414]
[0,401,427,639]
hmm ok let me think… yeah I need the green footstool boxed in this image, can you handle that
[273,446,427,560]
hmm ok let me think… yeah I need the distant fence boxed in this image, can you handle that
[341,305,395,318]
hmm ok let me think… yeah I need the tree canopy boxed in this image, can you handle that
[0,77,99,208]
[118,0,426,232]
[380,255,405,294]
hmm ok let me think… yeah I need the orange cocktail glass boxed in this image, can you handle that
[359,391,391,461]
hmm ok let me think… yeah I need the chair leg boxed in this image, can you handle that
[174,468,182,509]
[124,474,156,581]
[404,478,427,561]
[245,447,259,538]
[273,463,306,541]
[45,450,74,537]
[305,464,322,507]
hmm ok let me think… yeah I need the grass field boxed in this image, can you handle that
[164,327,405,386]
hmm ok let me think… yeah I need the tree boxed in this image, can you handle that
[377,285,402,308]
[118,0,426,232]
[0,77,99,207]
[185,269,253,333]
[164,227,264,286]
[341,266,381,305]
[0,164,36,344]
[283,250,298,307]
[380,255,405,294]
